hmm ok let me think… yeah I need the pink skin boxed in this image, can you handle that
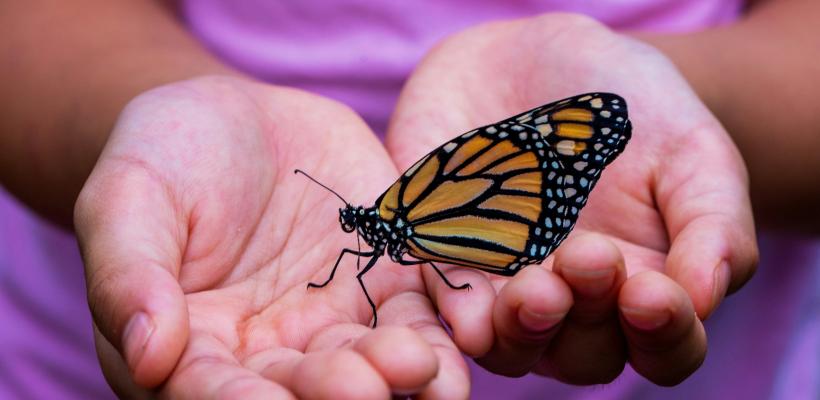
[386,14,758,385]
[76,14,759,397]
[75,76,468,399]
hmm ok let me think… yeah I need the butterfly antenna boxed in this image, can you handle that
[294,169,349,205]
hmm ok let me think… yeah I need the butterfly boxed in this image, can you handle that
[296,92,631,327]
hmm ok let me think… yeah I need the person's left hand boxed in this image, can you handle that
[75,76,469,399]
[385,13,758,385]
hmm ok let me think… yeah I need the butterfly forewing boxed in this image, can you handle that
[376,93,631,275]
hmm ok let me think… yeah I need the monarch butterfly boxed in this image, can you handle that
[297,92,631,327]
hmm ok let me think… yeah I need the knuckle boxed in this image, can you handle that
[86,266,127,341]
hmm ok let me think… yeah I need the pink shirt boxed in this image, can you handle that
[182,0,743,136]
[3,1,818,399]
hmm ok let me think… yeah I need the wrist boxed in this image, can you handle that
[628,31,727,119]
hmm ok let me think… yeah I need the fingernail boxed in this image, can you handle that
[518,307,565,333]
[123,312,154,372]
[621,307,670,331]
[713,261,731,307]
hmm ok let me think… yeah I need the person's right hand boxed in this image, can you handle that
[75,76,469,399]
[385,13,759,386]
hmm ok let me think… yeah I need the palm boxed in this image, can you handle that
[386,15,757,384]
[79,76,466,398]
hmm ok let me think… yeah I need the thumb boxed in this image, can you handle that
[75,167,188,388]
[655,127,758,319]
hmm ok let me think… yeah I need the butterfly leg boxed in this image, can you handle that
[307,248,375,289]
[396,258,472,291]
[429,262,472,291]
[356,255,381,328]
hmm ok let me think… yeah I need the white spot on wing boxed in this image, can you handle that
[404,155,429,177]
[537,123,553,138]
[516,114,533,123]
[556,140,576,156]
[590,98,603,109]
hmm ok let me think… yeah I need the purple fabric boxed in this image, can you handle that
[0,189,113,399]
[181,0,743,136]
[3,1,819,399]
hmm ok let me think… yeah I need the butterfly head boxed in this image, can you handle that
[338,205,361,233]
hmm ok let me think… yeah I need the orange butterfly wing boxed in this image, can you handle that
[376,93,631,274]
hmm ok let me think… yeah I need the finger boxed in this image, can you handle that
[303,321,440,395]
[93,325,153,399]
[354,326,438,395]
[250,292,467,398]
[251,348,393,400]
[380,291,470,400]
[249,324,368,390]
[655,129,759,318]
[539,234,627,384]
[619,271,707,386]
[475,267,573,377]
[75,169,188,387]
[290,350,391,400]
[162,336,295,400]
[423,265,495,357]
[244,347,303,391]
[304,323,371,352]
[417,345,470,400]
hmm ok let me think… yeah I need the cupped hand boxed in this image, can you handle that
[386,14,758,386]
[75,76,469,399]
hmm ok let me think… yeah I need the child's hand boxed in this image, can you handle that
[75,76,469,399]
[386,14,758,385]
